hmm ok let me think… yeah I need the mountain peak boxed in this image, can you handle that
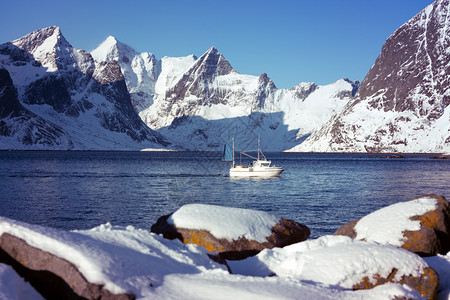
[206,46,218,54]
[105,35,118,43]
[192,46,234,78]
[11,26,70,54]
[91,36,138,63]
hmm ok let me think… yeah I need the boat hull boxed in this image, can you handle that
[229,167,284,177]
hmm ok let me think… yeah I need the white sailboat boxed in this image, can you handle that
[223,138,284,177]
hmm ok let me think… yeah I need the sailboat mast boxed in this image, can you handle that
[257,135,260,161]
[232,138,235,168]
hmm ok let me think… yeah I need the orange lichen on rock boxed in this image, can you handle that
[352,267,438,300]
[182,230,225,252]
[401,195,450,256]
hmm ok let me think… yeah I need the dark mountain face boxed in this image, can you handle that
[0,68,22,118]
[0,68,72,147]
[357,0,450,121]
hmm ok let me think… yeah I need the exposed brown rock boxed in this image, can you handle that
[151,215,310,260]
[333,219,359,239]
[0,233,135,300]
[334,194,450,256]
[352,267,439,300]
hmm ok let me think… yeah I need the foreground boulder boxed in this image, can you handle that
[151,204,310,260]
[0,233,134,300]
[234,235,438,300]
[0,217,229,299]
[335,194,450,256]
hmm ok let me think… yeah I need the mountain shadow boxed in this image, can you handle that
[157,111,302,152]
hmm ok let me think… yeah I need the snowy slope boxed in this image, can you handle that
[0,26,169,150]
[291,0,450,153]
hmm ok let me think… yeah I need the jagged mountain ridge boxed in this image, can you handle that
[0,26,169,150]
[1,26,360,151]
[292,0,450,153]
[92,38,359,151]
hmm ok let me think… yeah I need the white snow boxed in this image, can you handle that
[91,36,123,62]
[0,28,168,151]
[291,95,450,153]
[268,79,354,134]
[354,196,438,246]
[167,204,280,243]
[0,215,435,300]
[154,55,197,95]
[232,235,427,289]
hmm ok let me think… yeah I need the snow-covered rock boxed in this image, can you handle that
[0,217,227,299]
[151,204,310,260]
[0,26,169,150]
[335,194,450,256]
[232,235,438,299]
[292,0,450,153]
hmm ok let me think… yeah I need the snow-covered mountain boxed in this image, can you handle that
[291,0,450,153]
[0,26,360,151]
[92,39,359,151]
[0,26,169,150]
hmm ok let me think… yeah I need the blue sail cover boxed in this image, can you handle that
[222,144,233,161]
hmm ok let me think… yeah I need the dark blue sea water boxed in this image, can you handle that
[0,151,448,238]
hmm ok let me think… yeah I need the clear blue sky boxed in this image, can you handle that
[0,0,434,89]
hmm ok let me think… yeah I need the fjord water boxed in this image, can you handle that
[1,151,448,238]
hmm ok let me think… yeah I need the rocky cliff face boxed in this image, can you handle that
[292,0,450,153]
[0,26,169,150]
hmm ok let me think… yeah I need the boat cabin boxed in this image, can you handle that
[253,160,272,168]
